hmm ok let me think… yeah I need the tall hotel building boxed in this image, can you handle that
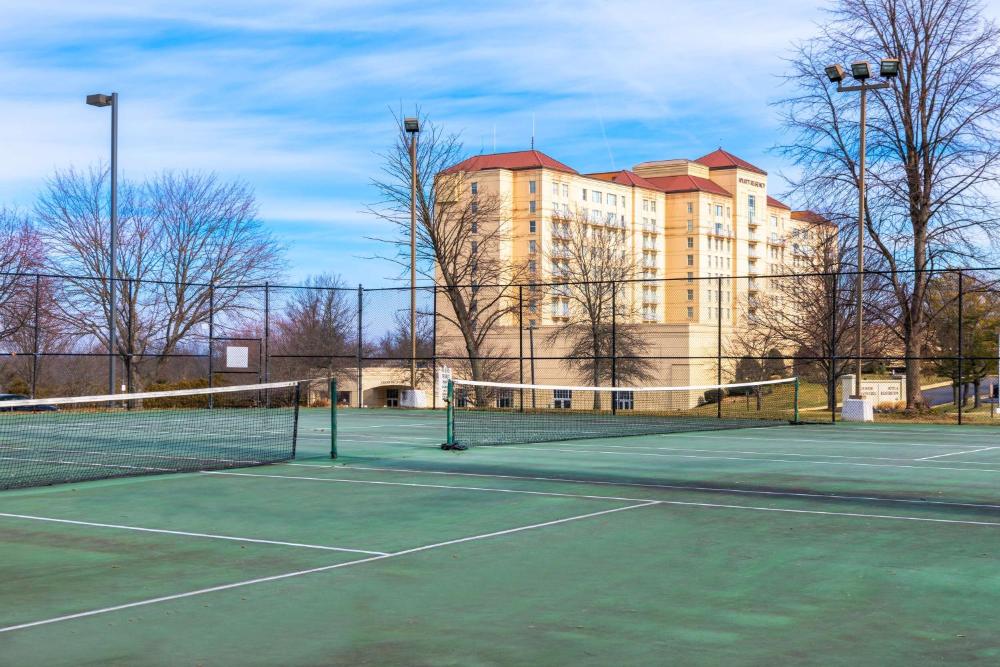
[436,148,834,387]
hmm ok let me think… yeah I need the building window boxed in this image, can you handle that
[528,259,536,272]
[471,221,477,234]
[687,289,694,301]
[748,194,756,222]
[715,204,723,217]
[687,202,694,214]
[687,237,694,248]
[529,220,536,233]
[687,271,694,283]
[563,184,569,197]
[528,319,536,328]
[613,390,634,410]
[643,199,649,212]
[529,300,537,313]
[687,220,694,232]
[607,193,617,207]
[496,390,514,409]
[687,307,694,319]
[471,182,478,195]
[552,182,559,196]
[529,180,537,194]
[528,240,537,254]
[471,201,478,213]
[687,255,694,267]
[650,200,656,212]
[471,241,478,254]
[553,389,572,409]
[529,200,536,213]
[582,188,588,201]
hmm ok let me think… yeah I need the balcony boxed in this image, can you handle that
[748,232,759,242]
[748,249,760,259]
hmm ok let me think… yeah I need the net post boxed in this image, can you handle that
[292,382,301,458]
[793,377,800,424]
[330,378,338,459]
[446,379,454,446]
[717,275,723,420]
[357,284,363,408]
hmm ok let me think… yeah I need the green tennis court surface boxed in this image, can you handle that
[3,408,1000,665]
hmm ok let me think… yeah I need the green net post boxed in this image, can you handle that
[793,377,800,424]
[330,378,338,459]
[446,380,454,446]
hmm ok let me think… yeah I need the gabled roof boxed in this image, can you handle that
[642,175,732,197]
[695,148,767,176]
[586,170,662,190]
[441,149,579,175]
[767,195,791,210]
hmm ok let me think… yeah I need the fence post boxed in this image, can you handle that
[264,281,270,384]
[518,285,524,413]
[957,270,964,425]
[125,278,133,393]
[830,271,838,423]
[31,273,40,399]
[208,284,215,408]
[610,284,617,381]
[357,284,363,408]
[432,286,438,410]
[717,275,723,419]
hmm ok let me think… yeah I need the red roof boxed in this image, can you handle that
[791,210,836,227]
[767,195,790,210]
[695,148,767,176]
[642,175,732,197]
[441,150,578,175]
[586,170,662,190]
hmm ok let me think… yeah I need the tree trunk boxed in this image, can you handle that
[904,342,924,410]
[974,379,982,408]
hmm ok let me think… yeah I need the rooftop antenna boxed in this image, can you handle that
[531,113,535,149]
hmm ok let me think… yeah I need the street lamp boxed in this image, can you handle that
[86,92,119,395]
[824,58,898,419]
[404,117,420,392]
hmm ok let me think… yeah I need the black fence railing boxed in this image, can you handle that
[0,267,997,423]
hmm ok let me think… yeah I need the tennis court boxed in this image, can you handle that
[3,387,1000,665]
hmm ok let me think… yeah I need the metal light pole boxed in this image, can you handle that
[86,92,119,395]
[824,59,898,399]
[404,117,420,391]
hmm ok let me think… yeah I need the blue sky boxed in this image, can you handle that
[4,0,999,287]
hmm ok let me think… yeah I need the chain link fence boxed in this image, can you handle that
[0,268,997,422]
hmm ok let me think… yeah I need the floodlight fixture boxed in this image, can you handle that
[850,61,872,81]
[86,93,113,107]
[879,58,900,78]
[825,64,846,83]
[404,117,420,133]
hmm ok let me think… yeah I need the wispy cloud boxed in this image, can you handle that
[4,0,999,284]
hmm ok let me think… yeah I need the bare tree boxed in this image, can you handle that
[34,166,285,390]
[368,110,527,389]
[775,0,1000,410]
[271,274,356,379]
[0,208,45,343]
[545,211,652,405]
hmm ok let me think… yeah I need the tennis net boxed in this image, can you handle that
[0,380,303,490]
[445,377,802,447]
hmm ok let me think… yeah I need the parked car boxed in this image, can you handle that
[0,394,59,411]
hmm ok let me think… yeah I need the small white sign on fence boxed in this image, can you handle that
[226,346,250,369]
[437,366,453,403]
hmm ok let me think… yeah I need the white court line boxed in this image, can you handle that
[0,502,655,634]
[0,513,385,555]
[0,446,260,466]
[915,447,999,461]
[506,445,1000,474]
[837,426,1000,438]
[206,470,1000,527]
[336,423,439,430]
[287,463,1000,510]
[678,433,978,449]
[567,443,930,462]
[0,456,174,472]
